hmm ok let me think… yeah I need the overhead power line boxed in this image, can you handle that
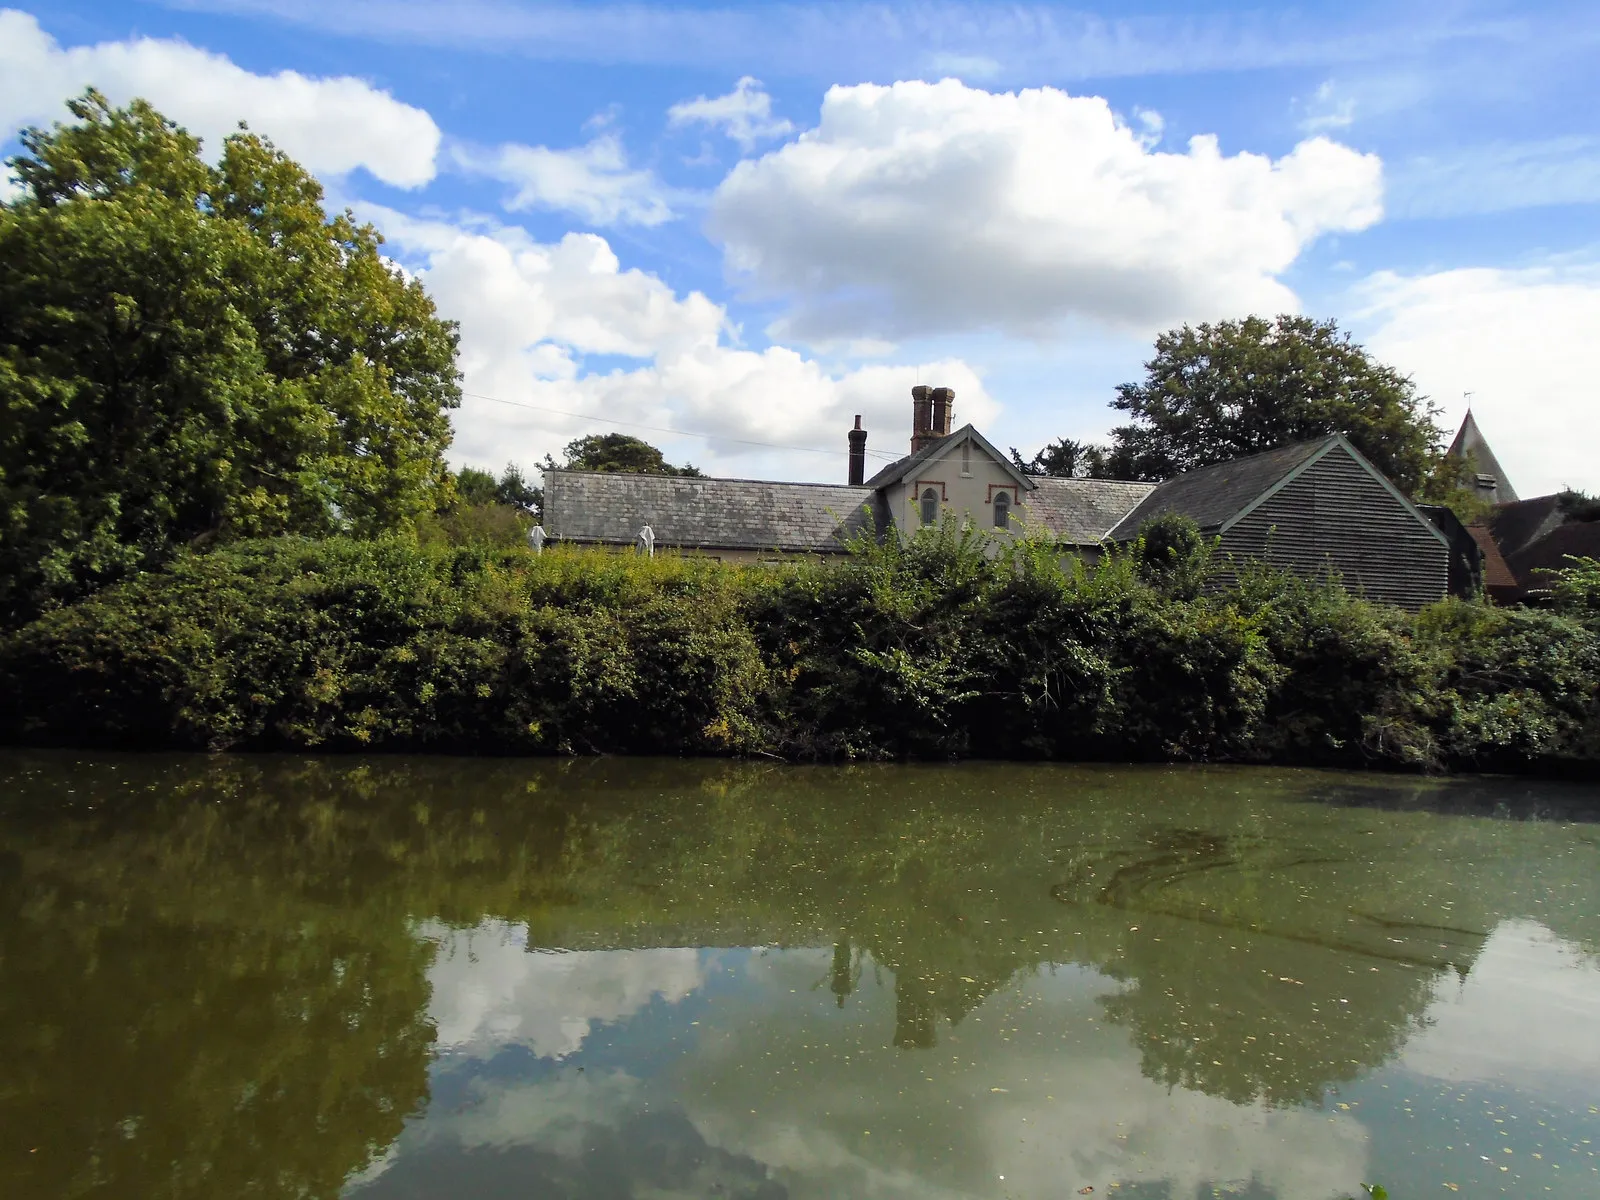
[460,390,903,461]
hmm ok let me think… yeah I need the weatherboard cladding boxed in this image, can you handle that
[1027,477,1158,543]
[543,470,882,552]
[1221,449,1449,610]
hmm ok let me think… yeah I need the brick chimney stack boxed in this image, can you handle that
[847,415,867,485]
[910,385,955,454]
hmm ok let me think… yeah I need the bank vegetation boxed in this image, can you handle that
[3,521,1597,776]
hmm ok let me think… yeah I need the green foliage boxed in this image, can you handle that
[1105,315,1444,494]
[1558,489,1600,522]
[0,530,1595,775]
[1132,513,1214,601]
[0,92,460,625]
[1008,437,1113,479]
[425,463,543,547]
[417,501,533,549]
[455,466,500,507]
[0,538,769,755]
[545,432,702,476]
[1553,555,1600,620]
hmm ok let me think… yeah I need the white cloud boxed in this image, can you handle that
[1299,80,1356,132]
[1358,260,1600,496]
[0,8,438,188]
[422,920,705,1059]
[452,133,674,227]
[1398,920,1600,1100]
[668,76,794,150]
[706,79,1383,343]
[362,204,997,479]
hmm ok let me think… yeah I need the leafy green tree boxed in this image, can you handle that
[455,466,500,508]
[1007,437,1112,479]
[1104,315,1445,494]
[545,432,702,477]
[0,91,461,624]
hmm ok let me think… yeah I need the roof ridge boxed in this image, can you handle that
[546,468,873,489]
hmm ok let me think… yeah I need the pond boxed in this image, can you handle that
[2,754,1599,1200]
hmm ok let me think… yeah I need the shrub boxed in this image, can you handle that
[1,532,1596,776]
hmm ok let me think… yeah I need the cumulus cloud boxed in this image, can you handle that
[0,8,438,188]
[361,204,996,479]
[668,76,794,150]
[451,133,674,226]
[706,78,1383,343]
[1358,260,1600,496]
[422,920,705,1059]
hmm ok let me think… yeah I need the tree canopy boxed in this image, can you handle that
[1100,315,1446,495]
[456,463,539,514]
[1008,438,1109,480]
[545,433,702,477]
[0,91,461,623]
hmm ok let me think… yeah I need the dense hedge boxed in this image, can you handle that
[2,526,1598,774]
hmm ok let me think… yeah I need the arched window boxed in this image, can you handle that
[919,487,939,525]
[993,491,1011,529]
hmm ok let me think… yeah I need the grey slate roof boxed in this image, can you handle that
[1106,437,1335,539]
[543,470,883,552]
[1026,477,1158,544]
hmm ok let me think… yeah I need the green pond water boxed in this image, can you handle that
[3,754,1600,1200]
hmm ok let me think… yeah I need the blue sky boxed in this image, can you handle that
[3,1,1597,493]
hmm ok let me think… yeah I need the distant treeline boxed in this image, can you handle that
[3,522,1598,775]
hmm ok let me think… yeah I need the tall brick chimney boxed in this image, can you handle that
[910,385,955,454]
[847,415,867,485]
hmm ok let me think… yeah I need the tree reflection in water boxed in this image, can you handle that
[1,753,1597,1198]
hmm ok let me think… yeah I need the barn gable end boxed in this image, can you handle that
[1221,442,1449,610]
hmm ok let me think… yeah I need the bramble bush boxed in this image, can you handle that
[1,528,1596,775]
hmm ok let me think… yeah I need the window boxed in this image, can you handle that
[993,491,1011,528]
[960,440,972,477]
[920,487,939,525]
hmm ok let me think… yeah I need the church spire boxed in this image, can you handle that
[1448,410,1518,505]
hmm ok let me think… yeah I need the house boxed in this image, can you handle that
[542,385,1454,608]
[1476,493,1600,604]
[1445,412,1600,604]
[541,385,1157,561]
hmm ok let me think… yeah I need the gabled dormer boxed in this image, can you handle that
[860,389,1038,536]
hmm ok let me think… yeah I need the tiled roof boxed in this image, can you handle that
[1106,438,1335,539]
[1468,525,1518,592]
[1486,495,1564,561]
[1506,520,1600,594]
[1026,477,1158,544]
[543,470,884,552]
